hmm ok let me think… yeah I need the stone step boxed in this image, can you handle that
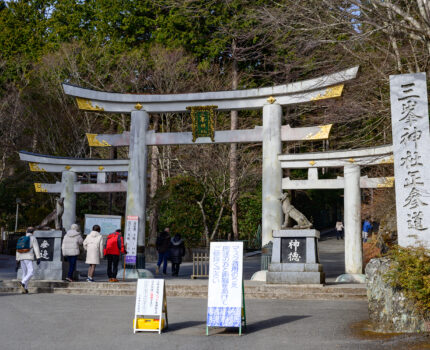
[53,288,136,296]
[64,282,136,290]
[51,287,366,300]
[246,292,366,300]
[0,286,54,294]
[1,280,68,289]
[1,279,367,300]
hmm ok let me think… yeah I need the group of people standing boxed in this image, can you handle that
[62,224,125,282]
[155,227,185,277]
[16,224,125,293]
[16,224,185,293]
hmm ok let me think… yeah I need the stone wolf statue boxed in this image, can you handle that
[280,192,313,229]
[37,197,64,230]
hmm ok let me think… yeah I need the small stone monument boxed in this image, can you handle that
[17,230,66,280]
[267,192,324,284]
[267,229,324,284]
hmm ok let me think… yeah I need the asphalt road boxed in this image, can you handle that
[0,294,428,350]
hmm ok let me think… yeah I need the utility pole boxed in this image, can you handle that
[14,198,21,232]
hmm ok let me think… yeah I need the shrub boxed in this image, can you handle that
[385,244,430,317]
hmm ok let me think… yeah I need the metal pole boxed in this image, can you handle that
[14,203,19,232]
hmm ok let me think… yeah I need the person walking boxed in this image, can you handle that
[104,229,125,282]
[16,227,41,293]
[155,228,171,275]
[335,221,344,240]
[83,225,104,282]
[169,233,185,277]
[62,224,83,282]
[362,218,373,243]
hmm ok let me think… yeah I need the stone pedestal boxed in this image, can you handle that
[17,230,65,280]
[267,229,325,284]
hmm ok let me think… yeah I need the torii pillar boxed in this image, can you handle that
[61,171,76,231]
[262,102,283,247]
[125,110,149,269]
[343,164,362,276]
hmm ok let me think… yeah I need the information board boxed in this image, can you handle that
[125,215,138,264]
[207,241,243,329]
[84,214,122,235]
[134,279,167,334]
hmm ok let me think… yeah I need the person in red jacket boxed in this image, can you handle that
[104,229,125,282]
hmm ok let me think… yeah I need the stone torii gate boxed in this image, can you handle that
[19,151,129,231]
[279,145,394,280]
[59,67,359,269]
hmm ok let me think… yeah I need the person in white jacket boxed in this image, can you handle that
[335,221,344,240]
[16,227,41,293]
[62,224,83,282]
[83,225,104,282]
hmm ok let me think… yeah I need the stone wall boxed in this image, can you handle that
[366,257,430,333]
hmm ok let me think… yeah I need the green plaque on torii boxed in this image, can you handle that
[187,105,217,142]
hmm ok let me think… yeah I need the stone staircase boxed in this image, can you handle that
[0,279,367,300]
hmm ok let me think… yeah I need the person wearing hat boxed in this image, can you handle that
[16,227,41,293]
[104,229,125,282]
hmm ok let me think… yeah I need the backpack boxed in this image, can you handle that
[104,233,122,254]
[16,236,31,253]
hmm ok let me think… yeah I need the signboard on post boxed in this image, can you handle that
[133,279,168,334]
[390,73,430,248]
[84,214,122,235]
[125,215,138,264]
[206,241,246,335]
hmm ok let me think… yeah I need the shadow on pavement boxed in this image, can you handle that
[166,321,206,331]
[245,315,310,334]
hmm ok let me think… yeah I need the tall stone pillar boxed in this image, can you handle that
[262,102,282,247]
[61,171,76,231]
[126,110,149,269]
[343,164,362,274]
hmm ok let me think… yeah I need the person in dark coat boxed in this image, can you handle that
[155,228,171,275]
[169,233,185,277]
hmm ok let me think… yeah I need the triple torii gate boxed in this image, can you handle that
[279,145,394,279]
[19,121,332,231]
[23,67,359,271]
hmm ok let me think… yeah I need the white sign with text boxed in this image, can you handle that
[207,241,243,328]
[125,215,138,264]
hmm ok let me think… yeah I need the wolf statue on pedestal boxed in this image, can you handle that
[280,192,313,229]
[36,197,64,230]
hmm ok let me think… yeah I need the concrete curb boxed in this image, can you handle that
[0,279,366,300]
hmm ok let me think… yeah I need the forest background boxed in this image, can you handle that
[0,0,429,248]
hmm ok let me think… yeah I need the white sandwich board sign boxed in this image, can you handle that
[133,279,168,334]
[206,241,246,335]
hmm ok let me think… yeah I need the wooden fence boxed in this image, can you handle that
[191,252,209,279]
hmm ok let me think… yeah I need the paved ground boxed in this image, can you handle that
[0,231,346,282]
[0,294,428,350]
